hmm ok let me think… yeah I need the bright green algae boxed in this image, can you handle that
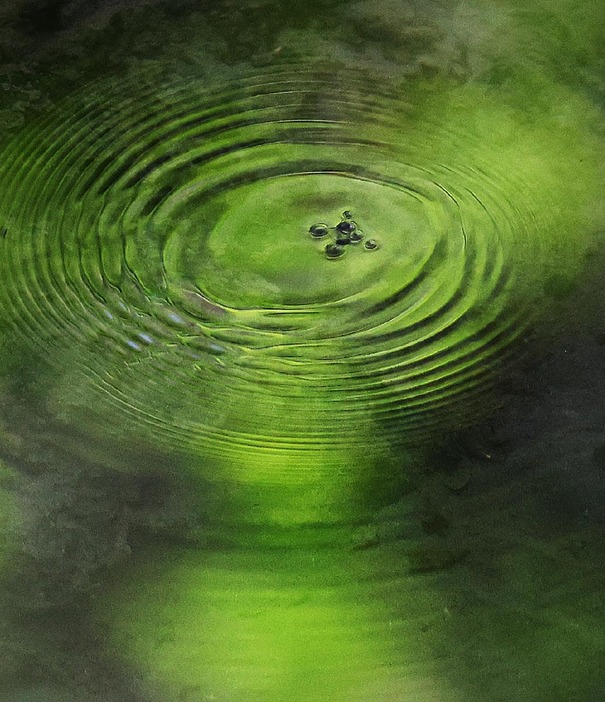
[101,541,461,702]
[0,1,603,700]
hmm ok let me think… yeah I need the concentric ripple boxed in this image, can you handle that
[0,64,597,468]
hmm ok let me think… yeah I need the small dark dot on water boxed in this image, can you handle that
[335,233,351,245]
[336,220,356,235]
[325,243,345,259]
[309,223,329,238]
[350,230,364,243]
[0,227,7,238]
[342,210,353,219]
[364,239,378,250]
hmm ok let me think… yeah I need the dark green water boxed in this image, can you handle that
[0,1,604,700]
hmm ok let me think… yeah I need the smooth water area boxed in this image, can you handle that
[0,1,604,700]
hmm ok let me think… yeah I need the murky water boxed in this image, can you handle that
[0,1,604,700]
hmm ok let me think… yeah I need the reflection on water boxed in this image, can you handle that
[0,1,604,700]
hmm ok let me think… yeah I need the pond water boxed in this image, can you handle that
[0,1,604,700]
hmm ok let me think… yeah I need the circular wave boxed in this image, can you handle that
[0,64,586,463]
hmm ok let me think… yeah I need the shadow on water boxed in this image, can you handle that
[0,1,604,700]
[423,250,605,701]
[0,347,211,701]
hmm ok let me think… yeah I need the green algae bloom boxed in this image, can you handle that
[0,1,603,700]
